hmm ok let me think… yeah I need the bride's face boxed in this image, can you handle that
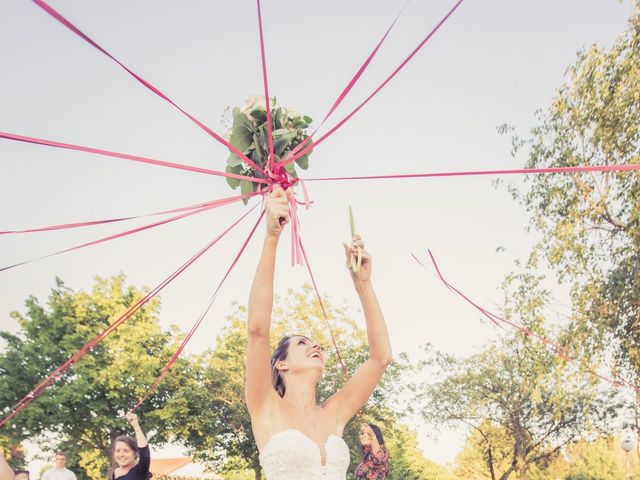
[281,336,325,374]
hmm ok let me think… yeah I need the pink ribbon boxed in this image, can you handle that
[1,192,260,272]
[303,163,640,182]
[256,0,275,167]
[299,238,349,379]
[415,250,640,393]
[0,131,266,184]
[279,0,465,168]
[32,0,265,175]
[0,203,260,429]
[282,1,408,164]
[132,207,265,411]
[0,194,257,235]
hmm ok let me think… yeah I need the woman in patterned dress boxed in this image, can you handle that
[354,424,390,480]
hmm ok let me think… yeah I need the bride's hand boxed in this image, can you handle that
[343,234,371,285]
[265,186,290,239]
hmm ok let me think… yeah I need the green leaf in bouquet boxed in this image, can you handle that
[292,119,308,129]
[225,164,243,189]
[303,115,313,124]
[295,153,309,170]
[301,135,314,154]
[250,148,266,171]
[284,162,298,178]
[250,108,267,123]
[253,133,265,163]
[232,107,241,117]
[240,179,257,205]
[227,152,244,167]
[230,113,254,151]
[272,128,290,137]
[259,127,270,156]
[274,108,283,129]
[274,132,295,157]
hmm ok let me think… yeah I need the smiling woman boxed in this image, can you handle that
[355,424,390,480]
[108,413,151,480]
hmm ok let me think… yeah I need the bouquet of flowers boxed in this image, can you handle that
[224,95,314,203]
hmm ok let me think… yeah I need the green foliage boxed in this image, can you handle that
[0,280,445,480]
[166,284,420,479]
[225,96,314,202]
[0,439,27,471]
[453,423,514,480]
[562,437,626,480]
[0,276,195,480]
[383,425,454,480]
[420,269,616,480]
[503,3,640,381]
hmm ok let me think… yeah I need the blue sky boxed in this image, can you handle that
[0,0,635,466]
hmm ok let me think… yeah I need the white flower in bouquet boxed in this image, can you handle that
[242,94,263,110]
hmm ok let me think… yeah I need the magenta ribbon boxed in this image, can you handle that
[415,251,640,393]
[0,195,258,235]
[303,163,640,182]
[32,0,265,175]
[1,192,260,272]
[12,0,638,427]
[278,0,465,168]
[299,237,349,379]
[132,207,265,411]
[256,0,276,167]
[0,131,266,184]
[0,203,260,429]
[282,1,408,164]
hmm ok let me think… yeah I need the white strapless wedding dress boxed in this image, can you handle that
[259,429,350,480]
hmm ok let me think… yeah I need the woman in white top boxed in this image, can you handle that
[245,187,393,480]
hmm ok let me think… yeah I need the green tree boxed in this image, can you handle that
[453,422,514,480]
[526,436,632,480]
[383,424,454,480]
[419,270,616,480]
[454,430,631,480]
[165,284,418,480]
[0,275,195,480]
[503,1,640,386]
[562,437,627,480]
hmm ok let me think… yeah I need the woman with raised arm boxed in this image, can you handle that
[108,412,151,480]
[355,423,391,480]
[245,186,393,480]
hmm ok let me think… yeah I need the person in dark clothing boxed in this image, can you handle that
[109,413,151,480]
[354,424,390,480]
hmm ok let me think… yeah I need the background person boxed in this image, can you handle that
[42,452,76,480]
[355,423,390,480]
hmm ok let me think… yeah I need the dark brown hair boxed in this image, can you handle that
[270,335,310,397]
[107,436,139,480]
[360,423,386,458]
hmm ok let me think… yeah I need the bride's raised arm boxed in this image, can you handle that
[245,187,290,416]
[327,234,393,427]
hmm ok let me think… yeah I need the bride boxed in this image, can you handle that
[245,187,393,479]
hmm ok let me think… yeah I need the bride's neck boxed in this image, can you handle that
[282,377,317,411]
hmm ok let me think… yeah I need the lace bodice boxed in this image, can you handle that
[259,429,350,480]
